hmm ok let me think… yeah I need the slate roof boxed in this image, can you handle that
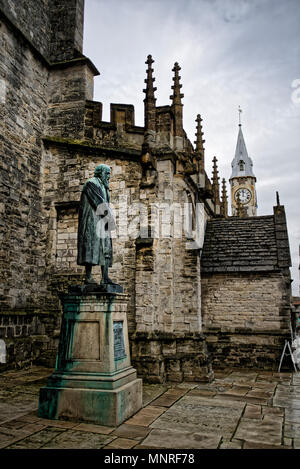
[201,215,289,273]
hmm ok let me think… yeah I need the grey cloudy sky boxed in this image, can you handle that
[83,0,300,295]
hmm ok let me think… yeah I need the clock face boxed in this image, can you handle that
[234,188,252,204]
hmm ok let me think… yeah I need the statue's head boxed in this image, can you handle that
[94,164,111,188]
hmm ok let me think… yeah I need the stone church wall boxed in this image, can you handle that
[0,0,51,59]
[0,19,49,311]
[42,140,143,337]
[40,141,212,383]
[0,0,86,370]
[201,272,291,369]
[0,0,84,63]
[0,15,58,369]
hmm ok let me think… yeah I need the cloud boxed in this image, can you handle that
[83,0,300,294]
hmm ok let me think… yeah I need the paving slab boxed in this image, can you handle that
[139,428,221,449]
[0,425,33,439]
[284,422,300,439]
[73,422,114,434]
[293,438,300,449]
[125,406,166,427]
[0,392,37,412]
[250,382,277,392]
[284,408,300,423]
[187,389,216,398]
[150,395,245,438]
[112,423,151,440]
[1,366,299,450]
[17,414,41,424]
[4,426,66,449]
[34,418,78,429]
[173,383,198,390]
[257,374,291,384]
[197,381,232,393]
[243,404,262,420]
[243,441,290,449]
[273,384,300,409]
[0,403,35,425]
[1,419,32,430]
[0,435,17,449]
[234,416,283,446]
[219,385,251,398]
[151,388,188,407]
[275,384,300,397]
[220,439,243,449]
[262,406,284,417]
[292,374,300,386]
[213,370,233,379]
[103,437,137,449]
[41,429,115,449]
[284,437,293,447]
[11,381,48,395]
[223,372,258,384]
[142,384,168,406]
[247,389,273,399]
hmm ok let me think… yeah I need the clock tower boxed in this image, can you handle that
[230,111,257,217]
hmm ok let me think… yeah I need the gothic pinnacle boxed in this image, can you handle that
[143,54,157,132]
[212,156,220,203]
[212,156,219,183]
[170,62,184,137]
[194,114,205,152]
[221,178,228,218]
[221,178,227,201]
[170,62,184,105]
[143,55,157,102]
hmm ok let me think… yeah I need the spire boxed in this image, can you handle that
[230,116,255,180]
[170,62,184,136]
[143,55,157,132]
[212,156,220,203]
[194,114,205,172]
[220,178,228,218]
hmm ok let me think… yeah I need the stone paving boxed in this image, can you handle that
[0,366,300,449]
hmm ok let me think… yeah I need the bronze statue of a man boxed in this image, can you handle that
[77,164,116,285]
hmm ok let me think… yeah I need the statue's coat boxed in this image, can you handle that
[77,176,114,266]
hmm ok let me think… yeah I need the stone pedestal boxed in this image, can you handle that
[38,287,142,427]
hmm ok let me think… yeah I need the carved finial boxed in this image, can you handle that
[212,156,219,181]
[220,178,228,218]
[143,54,157,132]
[170,62,184,137]
[194,114,205,172]
[194,114,205,152]
[143,55,157,99]
[221,178,227,201]
[170,62,184,105]
[212,156,220,204]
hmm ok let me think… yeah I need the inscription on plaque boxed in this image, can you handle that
[113,321,126,361]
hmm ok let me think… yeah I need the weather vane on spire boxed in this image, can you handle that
[238,105,242,126]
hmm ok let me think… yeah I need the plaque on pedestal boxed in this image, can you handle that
[38,288,142,427]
